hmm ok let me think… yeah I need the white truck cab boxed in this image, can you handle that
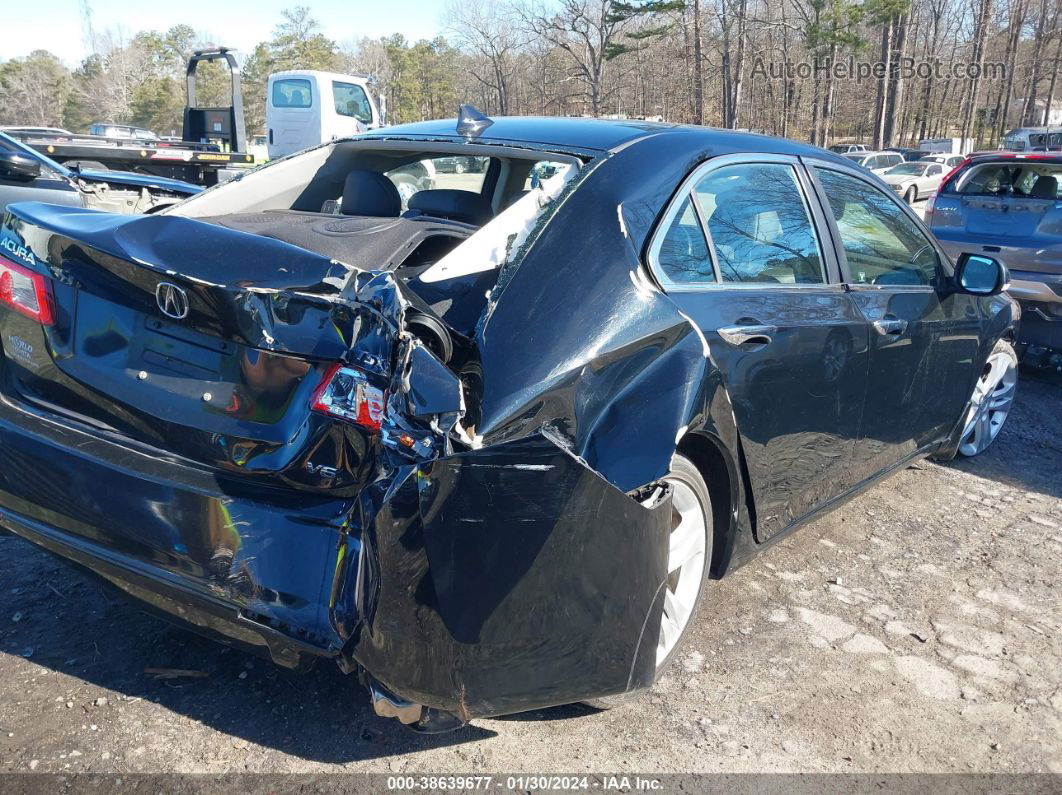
[266,71,383,159]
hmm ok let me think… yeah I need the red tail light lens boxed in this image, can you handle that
[0,254,53,326]
[311,363,386,431]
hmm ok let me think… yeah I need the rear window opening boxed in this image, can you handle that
[952,162,1061,199]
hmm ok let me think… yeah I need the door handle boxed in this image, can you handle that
[872,316,908,337]
[718,324,776,347]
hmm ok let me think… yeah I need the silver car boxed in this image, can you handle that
[841,150,905,175]
[926,153,1062,360]
[881,161,947,204]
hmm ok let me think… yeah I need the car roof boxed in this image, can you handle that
[360,115,847,160]
[967,152,1062,164]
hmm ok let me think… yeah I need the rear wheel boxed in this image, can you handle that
[584,453,713,708]
[957,340,1017,457]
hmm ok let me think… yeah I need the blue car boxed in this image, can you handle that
[0,130,200,215]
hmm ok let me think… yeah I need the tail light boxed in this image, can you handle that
[0,254,54,326]
[311,363,386,431]
[925,159,969,221]
[924,192,937,217]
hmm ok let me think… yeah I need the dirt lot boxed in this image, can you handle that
[0,377,1059,776]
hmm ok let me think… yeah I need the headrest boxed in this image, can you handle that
[407,189,493,226]
[341,170,402,217]
[707,189,758,235]
[1030,175,1058,199]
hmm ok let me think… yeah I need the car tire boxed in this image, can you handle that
[583,453,713,709]
[956,339,1018,457]
[455,161,465,174]
[904,186,917,204]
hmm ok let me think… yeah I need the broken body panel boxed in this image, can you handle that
[0,129,753,718]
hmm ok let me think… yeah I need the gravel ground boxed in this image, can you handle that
[0,376,1059,776]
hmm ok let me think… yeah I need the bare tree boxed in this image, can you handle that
[446,0,524,114]
[522,0,631,114]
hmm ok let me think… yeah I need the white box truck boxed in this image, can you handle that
[266,71,385,159]
[918,137,974,156]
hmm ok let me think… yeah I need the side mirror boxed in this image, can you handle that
[0,151,41,182]
[955,253,1008,296]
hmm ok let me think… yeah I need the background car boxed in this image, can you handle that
[0,115,1017,731]
[926,152,1061,365]
[0,130,200,215]
[88,122,160,141]
[922,153,967,169]
[841,150,905,174]
[881,160,948,203]
[829,143,868,153]
[433,156,488,174]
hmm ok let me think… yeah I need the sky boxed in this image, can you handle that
[2,0,451,66]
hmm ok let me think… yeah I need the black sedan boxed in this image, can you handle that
[0,111,1018,731]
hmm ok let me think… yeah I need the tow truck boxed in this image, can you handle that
[5,48,253,187]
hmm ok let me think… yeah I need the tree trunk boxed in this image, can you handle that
[1022,0,1050,124]
[961,0,994,145]
[693,0,704,124]
[1043,26,1061,125]
[874,18,894,149]
[883,12,909,147]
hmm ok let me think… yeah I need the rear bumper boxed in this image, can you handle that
[0,389,352,667]
[0,506,331,669]
[935,235,1062,347]
[0,390,670,720]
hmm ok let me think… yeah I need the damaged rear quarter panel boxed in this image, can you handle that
[343,432,670,719]
[475,132,743,494]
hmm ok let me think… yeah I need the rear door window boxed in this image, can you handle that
[694,163,825,284]
[272,79,312,108]
[652,196,714,284]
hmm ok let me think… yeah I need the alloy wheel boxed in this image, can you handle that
[657,475,708,666]
[958,347,1017,456]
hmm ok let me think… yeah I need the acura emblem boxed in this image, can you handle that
[156,282,189,319]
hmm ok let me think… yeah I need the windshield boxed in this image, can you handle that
[842,153,866,163]
[888,163,928,176]
[954,162,1062,198]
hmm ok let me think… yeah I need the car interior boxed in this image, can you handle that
[171,141,578,347]
[184,142,573,272]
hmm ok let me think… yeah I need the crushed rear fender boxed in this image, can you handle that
[332,431,671,720]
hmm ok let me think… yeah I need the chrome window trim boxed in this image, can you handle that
[646,152,838,293]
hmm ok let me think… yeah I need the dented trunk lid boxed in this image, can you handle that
[0,202,421,485]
